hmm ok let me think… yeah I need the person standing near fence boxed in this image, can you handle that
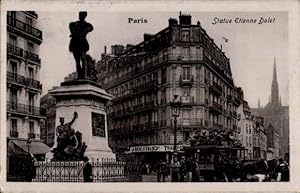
[83,157,93,182]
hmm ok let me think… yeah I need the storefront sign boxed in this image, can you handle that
[129,145,183,153]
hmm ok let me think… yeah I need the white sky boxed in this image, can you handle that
[38,11,288,108]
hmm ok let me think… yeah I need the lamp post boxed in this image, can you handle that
[170,95,181,182]
[27,138,31,157]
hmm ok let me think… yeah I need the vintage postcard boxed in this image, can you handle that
[0,0,299,192]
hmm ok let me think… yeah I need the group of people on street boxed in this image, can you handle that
[154,153,289,182]
[156,155,201,182]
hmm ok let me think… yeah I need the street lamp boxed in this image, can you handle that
[170,95,182,182]
[27,138,32,156]
[170,95,181,154]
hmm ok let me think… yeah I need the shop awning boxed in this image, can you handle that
[8,139,50,155]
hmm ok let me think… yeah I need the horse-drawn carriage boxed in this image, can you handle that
[183,145,246,182]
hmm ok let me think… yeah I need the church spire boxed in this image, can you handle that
[273,57,277,83]
[271,57,279,105]
[258,98,261,108]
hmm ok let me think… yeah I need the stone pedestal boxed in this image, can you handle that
[48,80,115,160]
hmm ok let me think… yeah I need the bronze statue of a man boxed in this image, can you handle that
[69,11,93,79]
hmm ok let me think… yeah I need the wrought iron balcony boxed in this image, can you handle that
[7,71,42,91]
[209,82,223,96]
[24,50,41,65]
[28,132,36,139]
[209,101,223,114]
[179,75,194,86]
[132,82,158,94]
[7,43,23,58]
[7,71,25,86]
[7,15,43,43]
[181,96,194,106]
[10,130,18,138]
[7,101,41,117]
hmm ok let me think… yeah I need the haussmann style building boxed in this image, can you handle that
[6,11,50,179]
[98,13,244,164]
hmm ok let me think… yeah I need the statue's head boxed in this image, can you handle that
[79,11,87,21]
[59,117,64,125]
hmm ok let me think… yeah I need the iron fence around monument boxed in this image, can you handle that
[33,158,143,182]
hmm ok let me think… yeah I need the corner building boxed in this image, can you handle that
[101,14,242,163]
[6,11,49,179]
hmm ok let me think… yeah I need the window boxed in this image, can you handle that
[29,121,34,133]
[183,131,190,142]
[183,87,191,97]
[9,35,17,45]
[181,31,189,42]
[182,67,191,80]
[26,17,33,33]
[29,93,34,107]
[27,42,34,52]
[11,119,17,131]
[10,61,17,74]
[10,89,18,105]
[28,67,34,79]
[161,69,166,84]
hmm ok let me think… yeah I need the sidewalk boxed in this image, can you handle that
[142,172,171,182]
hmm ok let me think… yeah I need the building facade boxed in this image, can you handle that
[99,14,243,163]
[237,100,255,159]
[252,58,289,158]
[40,93,56,147]
[6,11,49,177]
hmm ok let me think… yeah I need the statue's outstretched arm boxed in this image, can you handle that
[67,111,78,126]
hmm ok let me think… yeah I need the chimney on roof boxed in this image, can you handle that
[111,45,124,56]
[104,45,107,54]
[168,18,178,26]
[179,13,191,25]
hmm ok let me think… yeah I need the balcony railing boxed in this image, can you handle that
[28,132,36,139]
[208,101,223,114]
[7,71,42,91]
[7,43,23,57]
[108,54,204,87]
[7,101,41,117]
[7,43,41,66]
[7,15,43,41]
[179,75,194,86]
[181,96,194,106]
[209,82,223,96]
[10,130,19,138]
[132,82,158,94]
[25,50,41,64]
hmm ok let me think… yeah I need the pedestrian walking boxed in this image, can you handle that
[191,158,199,182]
[83,157,93,182]
[171,154,180,182]
[179,156,187,182]
[276,158,289,181]
[157,160,168,182]
[25,155,36,182]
